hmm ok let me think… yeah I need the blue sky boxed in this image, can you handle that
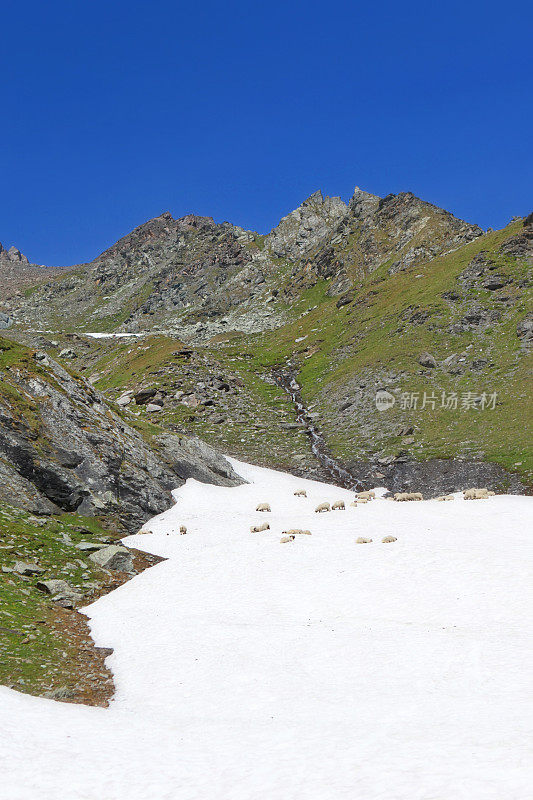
[1,0,531,265]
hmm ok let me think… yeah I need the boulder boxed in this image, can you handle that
[134,388,157,405]
[89,545,133,572]
[36,578,77,595]
[13,561,45,576]
[418,352,437,368]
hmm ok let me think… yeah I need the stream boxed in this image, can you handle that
[273,367,361,490]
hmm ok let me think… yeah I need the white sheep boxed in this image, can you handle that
[282,528,312,536]
[356,537,372,544]
[357,490,375,500]
[280,535,295,543]
[256,503,271,512]
[332,500,345,510]
[250,522,270,533]
[435,495,454,502]
[294,489,307,497]
[315,502,330,513]
[350,501,358,507]
[394,492,423,502]
[463,487,493,500]
[179,525,187,535]
[382,536,397,543]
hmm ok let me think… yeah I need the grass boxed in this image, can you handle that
[0,506,120,698]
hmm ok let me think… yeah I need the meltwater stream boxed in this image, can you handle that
[273,368,361,490]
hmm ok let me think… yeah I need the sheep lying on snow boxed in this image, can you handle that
[356,537,372,544]
[332,500,345,510]
[463,487,495,500]
[435,495,454,502]
[280,535,295,543]
[357,490,375,500]
[382,536,397,543]
[315,502,330,513]
[179,525,187,535]
[394,492,423,501]
[250,522,270,533]
[282,528,312,536]
[256,503,271,512]
[294,489,307,497]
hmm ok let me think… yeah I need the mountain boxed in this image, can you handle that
[2,189,531,494]
[0,242,68,304]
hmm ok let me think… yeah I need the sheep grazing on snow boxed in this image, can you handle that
[282,528,312,536]
[357,498,369,504]
[280,535,295,543]
[393,492,423,502]
[350,501,358,507]
[332,500,345,510]
[357,490,375,501]
[435,495,454,502]
[138,529,152,535]
[256,503,271,512]
[382,536,397,543]
[463,487,494,500]
[356,537,372,544]
[250,522,270,533]
[179,525,187,535]
[294,489,307,497]
[315,502,330,513]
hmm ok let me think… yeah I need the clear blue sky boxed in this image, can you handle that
[1,0,531,265]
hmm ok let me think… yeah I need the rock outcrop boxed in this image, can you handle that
[0,337,243,529]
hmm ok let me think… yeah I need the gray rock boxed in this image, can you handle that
[13,561,45,576]
[146,403,163,412]
[418,352,437,368]
[36,579,77,595]
[0,312,13,330]
[75,541,107,552]
[59,348,77,359]
[89,545,133,572]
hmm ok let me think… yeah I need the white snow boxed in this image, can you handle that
[84,332,145,339]
[1,460,532,800]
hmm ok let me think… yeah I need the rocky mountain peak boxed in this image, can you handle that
[0,242,29,263]
[265,190,349,260]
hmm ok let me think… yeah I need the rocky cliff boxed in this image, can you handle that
[0,336,242,530]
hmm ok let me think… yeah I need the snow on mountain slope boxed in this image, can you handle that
[1,460,531,800]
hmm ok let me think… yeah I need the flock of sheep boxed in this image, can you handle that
[247,486,497,545]
[143,486,496,541]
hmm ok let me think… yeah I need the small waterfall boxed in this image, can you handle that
[273,368,361,490]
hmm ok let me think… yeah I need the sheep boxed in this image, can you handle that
[382,536,397,543]
[138,528,152,535]
[356,537,372,544]
[463,487,493,500]
[179,525,187,535]
[294,489,307,497]
[357,490,375,500]
[315,502,330,513]
[280,535,295,543]
[250,522,270,533]
[350,501,358,507]
[282,528,312,536]
[357,498,369,504]
[256,503,271,512]
[435,495,454,502]
[393,492,423,501]
[332,500,345,510]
